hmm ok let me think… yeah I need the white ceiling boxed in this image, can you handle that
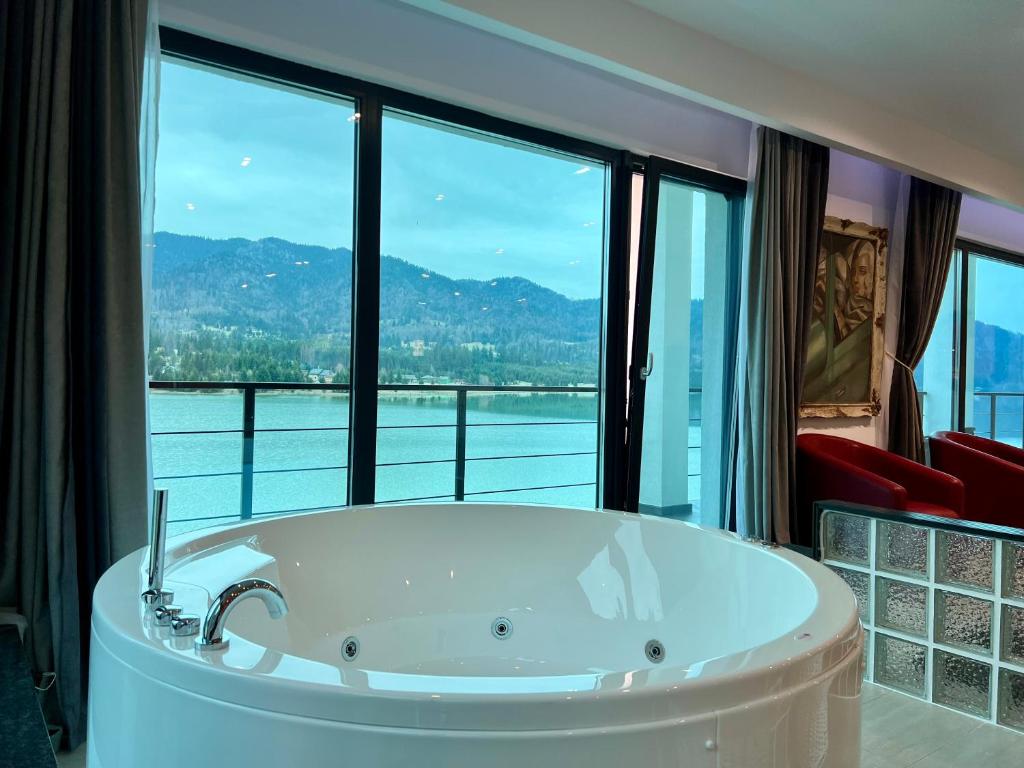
[630,0,1024,167]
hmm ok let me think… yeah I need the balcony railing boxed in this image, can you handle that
[974,391,1024,448]
[149,380,599,531]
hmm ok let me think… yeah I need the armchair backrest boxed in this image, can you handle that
[935,431,1024,469]
[930,431,1024,527]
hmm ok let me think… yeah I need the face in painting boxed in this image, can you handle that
[850,242,874,301]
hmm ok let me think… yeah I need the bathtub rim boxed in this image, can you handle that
[91,503,862,731]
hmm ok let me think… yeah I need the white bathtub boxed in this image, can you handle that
[88,503,862,767]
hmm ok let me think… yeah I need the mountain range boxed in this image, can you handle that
[149,232,1024,391]
[150,232,602,384]
[152,232,600,344]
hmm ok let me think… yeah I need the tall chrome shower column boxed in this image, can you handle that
[141,488,174,607]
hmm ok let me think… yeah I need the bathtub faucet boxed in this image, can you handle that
[141,488,174,608]
[196,578,288,652]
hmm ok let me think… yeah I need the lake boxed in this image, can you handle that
[151,390,604,535]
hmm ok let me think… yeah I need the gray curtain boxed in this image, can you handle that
[888,178,962,462]
[731,127,829,544]
[0,0,150,747]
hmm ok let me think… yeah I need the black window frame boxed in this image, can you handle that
[157,26,746,511]
[948,238,1024,436]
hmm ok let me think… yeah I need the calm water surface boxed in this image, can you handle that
[151,391,602,535]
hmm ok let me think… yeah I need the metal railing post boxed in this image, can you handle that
[241,385,256,519]
[990,393,998,441]
[455,388,467,501]
[1020,397,1024,448]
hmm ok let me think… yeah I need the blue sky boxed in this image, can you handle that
[155,60,607,299]
[973,257,1024,331]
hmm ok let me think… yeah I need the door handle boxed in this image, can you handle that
[640,352,654,380]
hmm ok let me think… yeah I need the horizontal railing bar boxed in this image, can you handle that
[379,384,597,393]
[154,423,597,435]
[464,481,596,496]
[253,465,347,475]
[377,423,457,430]
[159,466,357,480]
[465,450,597,462]
[466,420,597,428]
[150,380,350,392]
[254,426,349,433]
[376,457,456,468]
[154,470,242,480]
[374,493,456,504]
[376,421,599,430]
[251,503,345,517]
[167,514,240,524]
[375,450,598,469]
[152,429,243,436]
[149,380,599,394]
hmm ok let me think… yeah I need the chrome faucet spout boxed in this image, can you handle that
[197,578,288,651]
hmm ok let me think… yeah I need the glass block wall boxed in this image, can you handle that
[819,506,1024,729]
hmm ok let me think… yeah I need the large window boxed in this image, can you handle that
[150,58,356,534]
[375,112,607,506]
[918,242,1024,448]
[150,31,741,533]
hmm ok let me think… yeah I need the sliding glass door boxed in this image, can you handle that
[625,158,742,526]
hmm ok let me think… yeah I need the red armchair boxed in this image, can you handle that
[796,434,965,540]
[929,431,1024,527]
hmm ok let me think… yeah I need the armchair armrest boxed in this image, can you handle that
[879,451,965,513]
[799,448,909,510]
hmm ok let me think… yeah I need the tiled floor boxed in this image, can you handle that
[860,682,1023,767]
[57,683,1024,767]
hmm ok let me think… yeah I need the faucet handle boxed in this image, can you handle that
[170,614,200,637]
[141,588,175,608]
[153,604,183,626]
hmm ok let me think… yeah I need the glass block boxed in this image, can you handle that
[936,531,994,593]
[934,590,992,654]
[875,577,928,637]
[830,566,870,624]
[932,650,991,717]
[877,521,928,577]
[1002,542,1024,600]
[874,633,926,696]
[824,512,870,566]
[862,628,870,678]
[997,668,1024,730]
[1000,604,1024,664]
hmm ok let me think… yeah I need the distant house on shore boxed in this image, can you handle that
[306,367,334,384]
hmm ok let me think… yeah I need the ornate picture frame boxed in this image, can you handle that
[800,216,888,418]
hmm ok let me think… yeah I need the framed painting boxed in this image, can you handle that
[801,216,888,418]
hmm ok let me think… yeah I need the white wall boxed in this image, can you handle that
[959,197,1024,256]
[403,0,1024,211]
[160,0,752,177]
